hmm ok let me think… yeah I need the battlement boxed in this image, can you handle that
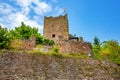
[44,14,68,19]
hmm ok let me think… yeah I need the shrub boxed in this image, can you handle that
[0,26,10,49]
[93,40,120,65]
[42,39,54,45]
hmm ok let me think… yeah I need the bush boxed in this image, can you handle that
[9,22,54,45]
[42,39,54,45]
[0,26,10,49]
[93,40,120,65]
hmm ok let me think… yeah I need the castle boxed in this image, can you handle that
[10,14,92,56]
[44,14,93,55]
[44,14,69,41]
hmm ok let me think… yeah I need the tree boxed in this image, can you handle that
[93,36,100,46]
[9,22,39,40]
[93,37,101,53]
[0,26,10,49]
[101,40,120,58]
[9,22,54,45]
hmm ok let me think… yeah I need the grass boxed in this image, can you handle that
[0,48,90,59]
[63,53,89,59]
[0,44,91,59]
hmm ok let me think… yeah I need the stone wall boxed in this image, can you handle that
[57,39,92,55]
[11,36,36,50]
[44,14,69,41]
[0,51,120,80]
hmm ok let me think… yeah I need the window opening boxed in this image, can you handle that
[52,34,55,38]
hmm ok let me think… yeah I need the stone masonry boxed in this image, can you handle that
[56,39,92,54]
[44,14,69,42]
[44,14,93,54]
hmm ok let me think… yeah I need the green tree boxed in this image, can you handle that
[9,22,54,45]
[93,36,100,46]
[9,22,39,40]
[93,37,101,57]
[92,37,101,59]
[101,40,120,64]
[0,26,10,49]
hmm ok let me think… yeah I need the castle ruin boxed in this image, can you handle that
[44,14,93,55]
[44,14,69,42]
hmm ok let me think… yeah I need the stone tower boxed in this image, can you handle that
[43,14,69,42]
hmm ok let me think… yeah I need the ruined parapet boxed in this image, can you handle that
[56,38,92,55]
[44,14,69,42]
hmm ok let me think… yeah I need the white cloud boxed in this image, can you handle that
[32,1,52,15]
[15,0,52,15]
[0,0,63,33]
[25,21,43,33]
[15,0,32,15]
[0,0,51,33]
[0,2,14,14]
[6,12,43,32]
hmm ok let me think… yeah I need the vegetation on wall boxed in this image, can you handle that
[0,23,120,65]
[0,22,54,49]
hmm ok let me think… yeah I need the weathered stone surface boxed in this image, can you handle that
[0,51,120,80]
[43,14,93,54]
[10,36,36,50]
[57,39,92,54]
[44,14,69,41]
[40,45,53,52]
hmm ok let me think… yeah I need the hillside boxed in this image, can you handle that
[0,51,120,80]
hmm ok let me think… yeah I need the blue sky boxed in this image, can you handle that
[0,0,120,43]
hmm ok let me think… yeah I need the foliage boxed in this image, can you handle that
[63,53,89,59]
[10,39,23,50]
[0,26,10,49]
[9,22,41,40]
[93,37,101,59]
[100,40,120,64]
[9,22,54,45]
[93,38,120,65]
[42,38,54,45]
[1,22,120,64]
[51,53,63,58]
[93,37,101,51]
[93,36,100,46]
[0,22,54,50]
